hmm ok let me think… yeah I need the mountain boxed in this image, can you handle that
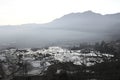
[34,11,120,40]
[0,11,120,48]
[44,11,120,33]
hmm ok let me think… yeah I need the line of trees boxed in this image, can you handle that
[70,40,120,60]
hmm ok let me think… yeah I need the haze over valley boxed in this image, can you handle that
[0,11,120,48]
[1,0,120,80]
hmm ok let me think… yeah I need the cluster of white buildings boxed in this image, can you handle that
[0,46,113,75]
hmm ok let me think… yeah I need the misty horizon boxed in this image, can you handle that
[0,1,120,80]
[0,11,120,49]
[0,10,120,26]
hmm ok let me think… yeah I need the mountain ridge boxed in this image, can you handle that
[0,10,120,26]
[0,11,120,48]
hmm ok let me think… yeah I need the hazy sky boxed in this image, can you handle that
[0,0,120,25]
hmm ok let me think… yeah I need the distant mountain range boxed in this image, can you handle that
[0,11,120,48]
[50,11,120,33]
[18,11,120,37]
